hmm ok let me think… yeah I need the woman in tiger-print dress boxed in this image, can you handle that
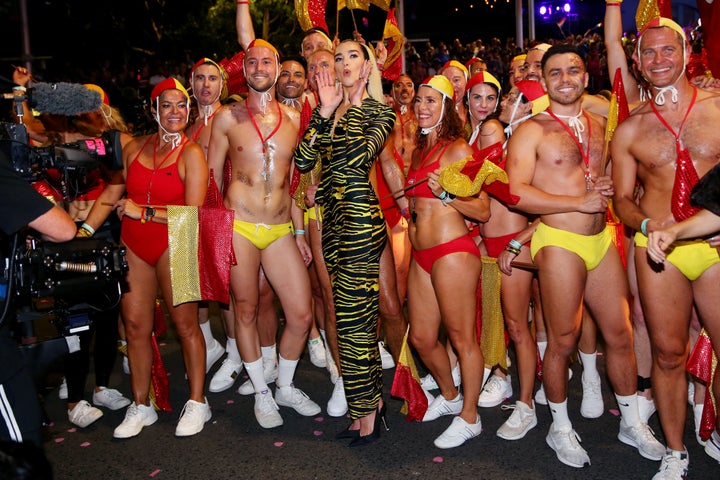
[295,39,395,446]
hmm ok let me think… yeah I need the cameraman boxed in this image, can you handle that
[12,67,134,428]
[0,148,75,446]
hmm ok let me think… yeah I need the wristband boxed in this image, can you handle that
[237,1,250,4]
[640,218,650,236]
[13,85,27,92]
[441,193,456,206]
[508,239,523,251]
[80,222,95,235]
[294,229,306,235]
[436,190,448,201]
[400,207,410,219]
[505,244,521,256]
[140,207,147,224]
[77,227,93,238]
[606,2,621,5]
[605,0,621,3]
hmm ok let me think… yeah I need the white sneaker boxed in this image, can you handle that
[536,369,572,406]
[209,358,243,393]
[307,337,327,368]
[122,356,130,375]
[652,449,689,480]
[546,422,591,468]
[434,415,482,449]
[704,430,720,463]
[378,341,395,369]
[638,396,657,424]
[694,403,706,446]
[113,403,158,439]
[68,400,104,428]
[478,375,512,408]
[580,372,603,418]
[420,373,439,391]
[422,392,463,422]
[254,389,283,429]
[535,383,547,406]
[327,377,348,417]
[618,420,665,461]
[497,401,537,440]
[237,358,278,395]
[275,384,321,416]
[420,364,461,392]
[175,398,211,437]
[205,339,225,373]
[92,387,131,411]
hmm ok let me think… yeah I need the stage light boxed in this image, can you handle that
[539,5,547,15]
[563,3,571,13]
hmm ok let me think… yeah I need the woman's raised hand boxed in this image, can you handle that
[317,69,342,118]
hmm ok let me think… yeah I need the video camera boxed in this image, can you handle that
[0,122,126,343]
[0,121,123,184]
[3,235,128,337]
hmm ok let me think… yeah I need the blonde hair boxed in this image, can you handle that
[70,105,129,137]
[361,43,384,104]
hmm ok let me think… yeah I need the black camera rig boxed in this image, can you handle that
[2,232,128,340]
[0,121,127,340]
[0,121,123,200]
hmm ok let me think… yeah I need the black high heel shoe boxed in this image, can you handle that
[335,425,360,440]
[348,403,389,447]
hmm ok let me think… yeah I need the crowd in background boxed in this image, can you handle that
[2,32,619,134]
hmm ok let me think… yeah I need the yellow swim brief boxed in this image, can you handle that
[233,219,293,250]
[634,232,720,281]
[306,204,323,223]
[531,222,612,271]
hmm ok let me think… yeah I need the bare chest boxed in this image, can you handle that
[632,112,720,178]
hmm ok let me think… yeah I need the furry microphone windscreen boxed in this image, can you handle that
[30,82,102,115]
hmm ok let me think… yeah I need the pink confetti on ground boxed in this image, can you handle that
[67,428,77,433]
[597,352,604,356]
[149,469,161,477]
[314,416,324,422]
[433,456,444,463]
[159,342,167,347]
[54,438,64,443]
[313,430,323,436]
[80,442,90,447]
[609,409,620,416]
[226,399,234,405]
[274,441,284,447]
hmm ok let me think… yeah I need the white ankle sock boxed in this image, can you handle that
[616,393,641,426]
[244,358,267,393]
[579,350,598,378]
[226,338,242,364]
[261,344,277,365]
[548,399,571,429]
[277,355,298,388]
[199,321,214,346]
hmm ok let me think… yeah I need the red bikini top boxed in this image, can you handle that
[405,141,452,199]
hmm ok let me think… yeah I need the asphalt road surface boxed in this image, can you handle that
[39,313,718,480]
